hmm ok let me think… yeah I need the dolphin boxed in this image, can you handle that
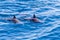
[24,14,42,22]
[7,15,23,24]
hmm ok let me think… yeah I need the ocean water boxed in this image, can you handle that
[0,0,60,40]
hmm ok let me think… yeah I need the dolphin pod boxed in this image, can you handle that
[6,14,42,24]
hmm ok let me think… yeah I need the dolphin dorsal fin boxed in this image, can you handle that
[33,14,36,18]
[13,15,16,19]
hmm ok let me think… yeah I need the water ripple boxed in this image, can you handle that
[0,0,60,40]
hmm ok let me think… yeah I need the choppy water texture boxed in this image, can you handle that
[0,0,60,40]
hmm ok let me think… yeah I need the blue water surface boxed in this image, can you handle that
[0,0,60,40]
